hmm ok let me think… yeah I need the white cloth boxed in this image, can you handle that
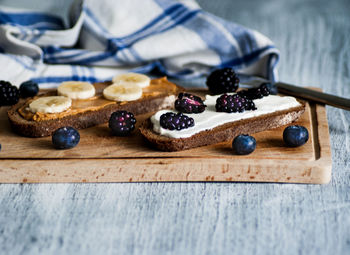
[0,0,279,88]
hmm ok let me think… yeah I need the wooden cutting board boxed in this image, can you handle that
[0,91,331,184]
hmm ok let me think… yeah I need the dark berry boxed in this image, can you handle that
[20,80,39,98]
[215,94,256,113]
[160,112,194,130]
[175,93,206,113]
[52,127,80,149]
[0,80,19,106]
[206,68,239,94]
[283,125,309,147]
[232,134,256,155]
[263,82,278,95]
[109,110,136,136]
[244,100,257,111]
[237,83,270,100]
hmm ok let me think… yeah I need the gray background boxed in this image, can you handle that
[1,0,350,254]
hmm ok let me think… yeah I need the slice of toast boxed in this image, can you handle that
[8,77,184,137]
[139,96,305,152]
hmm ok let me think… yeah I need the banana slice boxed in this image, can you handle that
[112,73,150,88]
[29,96,72,113]
[57,81,95,99]
[103,83,142,101]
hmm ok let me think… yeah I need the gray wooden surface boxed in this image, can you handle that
[1,0,350,254]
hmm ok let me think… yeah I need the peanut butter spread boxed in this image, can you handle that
[18,77,179,121]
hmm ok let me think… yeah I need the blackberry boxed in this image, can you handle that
[215,94,256,113]
[206,68,239,94]
[244,99,257,111]
[0,80,19,106]
[263,82,278,95]
[109,111,136,136]
[175,93,206,114]
[160,112,194,131]
[237,83,270,100]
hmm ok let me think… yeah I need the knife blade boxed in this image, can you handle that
[237,73,350,111]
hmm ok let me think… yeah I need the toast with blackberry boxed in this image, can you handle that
[139,86,305,151]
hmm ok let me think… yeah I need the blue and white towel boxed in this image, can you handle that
[0,0,279,88]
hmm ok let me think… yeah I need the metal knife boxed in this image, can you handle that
[237,73,350,111]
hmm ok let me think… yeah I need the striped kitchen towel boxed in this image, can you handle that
[0,0,279,88]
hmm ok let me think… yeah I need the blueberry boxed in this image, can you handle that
[232,134,256,155]
[283,125,309,147]
[52,127,80,149]
[19,80,39,98]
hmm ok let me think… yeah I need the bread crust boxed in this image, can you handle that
[139,103,305,151]
[8,80,184,137]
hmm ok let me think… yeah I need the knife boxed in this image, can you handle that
[237,73,350,111]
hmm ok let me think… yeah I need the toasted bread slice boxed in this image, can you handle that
[8,77,184,137]
[139,98,305,151]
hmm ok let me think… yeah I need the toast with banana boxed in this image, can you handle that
[8,74,183,137]
[139,89,305,151]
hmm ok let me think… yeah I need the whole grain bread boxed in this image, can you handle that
[8,77,184,137]
[139,102,305,151]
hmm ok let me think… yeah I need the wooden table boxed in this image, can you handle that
[1,0,349,254]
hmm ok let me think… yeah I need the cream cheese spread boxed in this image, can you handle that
[150,94,301,139]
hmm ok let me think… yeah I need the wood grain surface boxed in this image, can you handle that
[0,0,350,254]
[0,98,331,184]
